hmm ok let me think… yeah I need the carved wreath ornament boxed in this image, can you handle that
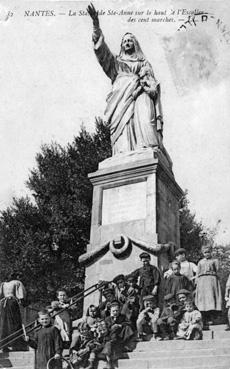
[78,235,175,266]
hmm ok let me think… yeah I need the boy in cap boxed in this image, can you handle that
[136,295,160,341]
[176,288,199,317]
[71,304,101,351]
[105,301,134,352]
[157,293,184,340]
[176,289,192,305]
[128,252,161,310]
[70,322,97,369]
[164,248,197,282]
[93,320,114,369]
[121,275,140,328]
[98,288,116,319]
[126,275,139,295]
[112,274,128,306]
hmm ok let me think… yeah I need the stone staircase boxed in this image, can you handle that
[1,325,230,369]
[117,325,230,369]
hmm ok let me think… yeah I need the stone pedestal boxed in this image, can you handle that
[82,148,183,309]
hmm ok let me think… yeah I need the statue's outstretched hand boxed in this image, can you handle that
[87,3,99,28]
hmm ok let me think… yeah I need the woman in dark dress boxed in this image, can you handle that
[0,274,26,350]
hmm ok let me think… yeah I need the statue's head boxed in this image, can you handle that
[119,32,145,60]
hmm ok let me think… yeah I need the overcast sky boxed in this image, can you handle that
[0,0,230,244]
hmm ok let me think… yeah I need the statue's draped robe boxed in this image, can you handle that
[93,32,163,155]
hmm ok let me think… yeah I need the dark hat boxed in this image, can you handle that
[113,274,125,284]
[139,252,150,260]
[174,248,186,257]
[110,300,120,308]
[176,289,191,296]
[164,293,174,301]
[143,295,156,303]
[103,288,114,297]
[126,275,137,282]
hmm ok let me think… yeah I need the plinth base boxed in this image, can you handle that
[83,148,183,309]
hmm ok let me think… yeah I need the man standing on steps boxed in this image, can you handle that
[128,252,161,310]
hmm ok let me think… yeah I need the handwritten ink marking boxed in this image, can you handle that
[178,11,230,45]
[201,14,208,22]
[178,11,211,31]
[178,12,209,28]
[7,11,13,19]
[216,19,230,43]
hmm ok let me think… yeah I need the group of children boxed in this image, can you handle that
[25,300,135,369]
[23,244,225,369]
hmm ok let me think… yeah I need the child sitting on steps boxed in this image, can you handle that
[136,295,160,341]
[176,300,203,340]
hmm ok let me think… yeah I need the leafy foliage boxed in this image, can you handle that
[179,191,214,263]
[0,118,111,305]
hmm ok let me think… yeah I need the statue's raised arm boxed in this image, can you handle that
[87,3,102,44]
[87,3,99,28]
[87,3,118,81]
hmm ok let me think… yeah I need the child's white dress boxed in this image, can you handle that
[177,310,202,339]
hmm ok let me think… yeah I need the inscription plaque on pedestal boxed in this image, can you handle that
[101,181,147,225]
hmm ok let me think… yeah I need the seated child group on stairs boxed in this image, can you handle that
[0,244,226,369]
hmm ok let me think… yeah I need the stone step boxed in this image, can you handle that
[0,360,34,367]
[211,331,230,339]
[135,339,230,351]
[209,325,228,331]
[0,351,33,358]
[0,359,34,367]
[127,347,230,358]
[117,367,229,369]
[202,330,213,339]
[0,351,34,368]
[0,367,32,369]
[118,355,230,368]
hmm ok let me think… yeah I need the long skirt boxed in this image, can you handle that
[0,297,24,349]
[195,275,222,311]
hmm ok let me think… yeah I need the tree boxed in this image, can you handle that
[0,118,111,306]
[179,191,214,263]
